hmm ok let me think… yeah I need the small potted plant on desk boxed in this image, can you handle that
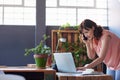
[24,34,51,69]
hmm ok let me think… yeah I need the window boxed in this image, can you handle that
[46,0,108,26]
[0,0,36,25]
[59,0,94,7]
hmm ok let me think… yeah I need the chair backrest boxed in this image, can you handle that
[0,74,26,80]
[0,70,5,75]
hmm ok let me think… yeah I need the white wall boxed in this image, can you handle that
[108,0,120,37]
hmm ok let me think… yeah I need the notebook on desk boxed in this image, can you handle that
[53,52,82,73]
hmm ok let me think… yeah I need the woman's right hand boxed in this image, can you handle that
[80,34,88,43]
[76,67,86,71]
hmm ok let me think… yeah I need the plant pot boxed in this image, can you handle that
[34,54,48,69]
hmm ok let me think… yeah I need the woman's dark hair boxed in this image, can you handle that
[78,19,103,40]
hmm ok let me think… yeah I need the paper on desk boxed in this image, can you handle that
[81,69,104,75]
[82,69,94,75]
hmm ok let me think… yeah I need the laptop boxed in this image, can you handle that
[53,52,82,73]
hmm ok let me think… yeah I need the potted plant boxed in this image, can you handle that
[24,34,51,68]
[61,22,71,30]
[60,22,79,30]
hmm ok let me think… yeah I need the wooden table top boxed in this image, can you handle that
[0,66,55,72]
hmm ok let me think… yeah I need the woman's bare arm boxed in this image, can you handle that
[85,40,96,59]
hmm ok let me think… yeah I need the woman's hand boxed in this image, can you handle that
[76,64,90,71]
[79,34,88,44]
[77,67,86,71]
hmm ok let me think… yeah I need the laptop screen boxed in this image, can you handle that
[53,52,77,73]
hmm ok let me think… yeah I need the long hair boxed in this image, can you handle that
[78,19,103,40]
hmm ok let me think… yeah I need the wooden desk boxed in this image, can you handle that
[56,73,113,80]
[0,66,56,80]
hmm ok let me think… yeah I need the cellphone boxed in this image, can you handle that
[83,34,88,40]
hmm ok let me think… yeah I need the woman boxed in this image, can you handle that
[77,19,120,80]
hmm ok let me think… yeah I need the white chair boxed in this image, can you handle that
[0,70,26,80]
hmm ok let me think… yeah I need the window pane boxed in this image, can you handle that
[4,7,24,25]
[0,0,22,5]
[4,7,36,25]
[23,8,36,25]
[24,0,36,7]
[46,8,76,26]
[59,0,94,7]
[78,9,107,26]
[0,0,36,25]
[96,0,107,8]
[46,0,57,7]
[46,0,108,26]
[0,7,2,24]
